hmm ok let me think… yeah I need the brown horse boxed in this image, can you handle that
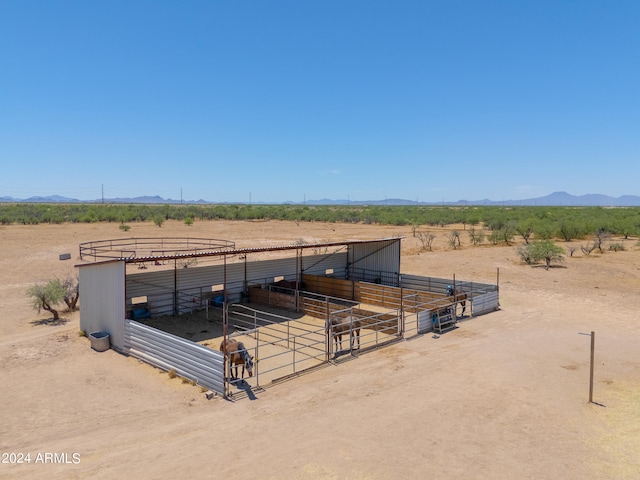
[219,338,254,380]
[328,315,361,352]
[446,285,467,316]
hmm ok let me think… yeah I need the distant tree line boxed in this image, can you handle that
[2,203,640,240]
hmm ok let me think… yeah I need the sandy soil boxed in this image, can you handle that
[1,219,639,479]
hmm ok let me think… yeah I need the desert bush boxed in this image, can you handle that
[468,226,485,246]
[515,245,534,264]
[609,242,625,252]
[581,243,595,256]
[119,223,131,232]
[416,231,435,251]
[168,369,177,379]
[447,230,461,249]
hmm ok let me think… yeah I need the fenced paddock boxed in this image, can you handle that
[224,304,327,392]
[120,273,498,399]
[79,236,499,400]
[123,319,225,396]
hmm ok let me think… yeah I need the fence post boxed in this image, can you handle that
[589,331,595,403]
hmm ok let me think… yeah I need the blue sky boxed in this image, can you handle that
[1,1,638,203]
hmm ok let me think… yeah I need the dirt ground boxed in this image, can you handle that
[1,219,639,479]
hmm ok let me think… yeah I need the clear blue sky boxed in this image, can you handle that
[1,1,638,203]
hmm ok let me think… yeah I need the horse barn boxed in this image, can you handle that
[77,237,499,399]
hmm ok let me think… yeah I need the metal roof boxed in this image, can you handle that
[77,237,403,266]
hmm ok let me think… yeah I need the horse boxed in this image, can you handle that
[446,285,467,317]
[328,315,361,353]
[219,338,254,380]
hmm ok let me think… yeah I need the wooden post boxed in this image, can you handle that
[589,331,595,404]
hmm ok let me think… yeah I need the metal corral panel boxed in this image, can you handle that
[401,274,497,294]
[124,319,224,395]
[472,291,500,315]
[79,260,126,350]
[348,239,400,285]
[417,309,434,334]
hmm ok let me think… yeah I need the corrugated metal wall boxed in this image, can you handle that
[124,319,224,395]
[471,291,500,315]
[79,261,126,350]
[125,252,349,315]
[348,239,400,285]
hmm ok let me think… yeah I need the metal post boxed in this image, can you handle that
[255,329,260,388]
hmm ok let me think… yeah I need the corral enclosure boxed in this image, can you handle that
[78,236,498,398]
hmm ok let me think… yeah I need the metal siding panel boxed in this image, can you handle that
[124,320,224,395]
[472,291,500,315]
[246,257,298,284]
[349,239,400,284]
[302,252,348,276]
[79,261,125,350]
[126,270,174,298]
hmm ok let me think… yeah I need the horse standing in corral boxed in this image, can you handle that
[328,315,361,353]
[219,338,254,380]
[446,285,467,317]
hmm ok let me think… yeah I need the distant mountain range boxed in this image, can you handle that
[1,191,640,206]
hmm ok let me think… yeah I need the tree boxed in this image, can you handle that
[60,275,79,310]
[515,220,535,244]
[27,279,66,321]
[594,229,611,253]
[529,240,565,270]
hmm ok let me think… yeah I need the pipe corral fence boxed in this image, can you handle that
[123,273,498,399]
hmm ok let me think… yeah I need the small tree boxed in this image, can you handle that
[60,275,79,310]
[515,220,534,244]
[529,240,565,270]
[184,216,194,226]
[594,229,611,253]
[447,230,461,249]
[417,231,435,251]
[27,279,66,321]
[153,216,165,227]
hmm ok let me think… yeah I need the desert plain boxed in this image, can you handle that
[1,219,639,479]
